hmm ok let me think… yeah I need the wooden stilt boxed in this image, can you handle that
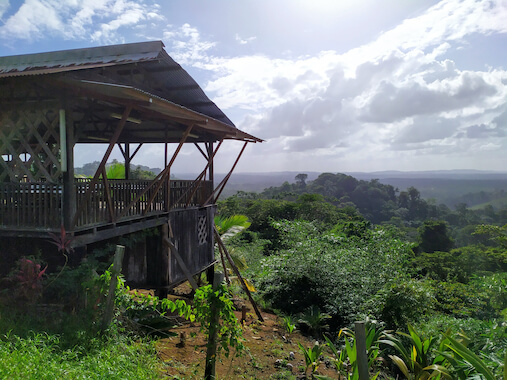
[217,242,231,285]
[214,227,264,322]
[100,245,125,331]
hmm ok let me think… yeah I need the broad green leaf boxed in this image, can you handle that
[423,364,452,379]
[444,335,496,380]
[408,324,423,355]
[324,335,340,359]
[389,354,411,379]
[379,335,410,363]
[345,338,357,363]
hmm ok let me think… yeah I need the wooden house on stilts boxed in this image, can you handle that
[0,41,261,293]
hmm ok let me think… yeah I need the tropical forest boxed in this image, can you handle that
[1,170,506,379]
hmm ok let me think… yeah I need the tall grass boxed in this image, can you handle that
[0,306,166,379]
[0,332,164,379]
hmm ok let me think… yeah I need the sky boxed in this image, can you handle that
[0,0,506,174]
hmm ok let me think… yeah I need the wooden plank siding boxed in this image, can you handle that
[167,205,215,286]
[0,179,213,231]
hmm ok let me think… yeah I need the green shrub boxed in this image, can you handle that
[432,280,492,319]
[470,273,507,318]
[256,220,412,327]
[371,279,435,330]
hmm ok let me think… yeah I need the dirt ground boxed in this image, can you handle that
[155,293,341,380]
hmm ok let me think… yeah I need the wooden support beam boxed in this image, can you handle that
[118,124,194,219]
[214,227,264,322]
[117,142,126,158]
[142,124,194,215]
[207,142,214,182]
[118,142,143,180]
[130,143,143,159]
[355,321,369,380]
[72,106,132,227]
[216,241,231,285]
[215,141,248,201]
[203,141,248,205]
[204,271,224,380]
[194,142,208,160]
[62,107,76,230]
[124,143,130,179]
[100,245,125,331]
[101,165,116,223]
[180,140,223,208]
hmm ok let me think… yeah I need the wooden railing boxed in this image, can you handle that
[75,179,166,227]
[0,182,62,229]
[0,179,213,230]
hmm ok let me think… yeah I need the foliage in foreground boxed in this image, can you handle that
[0,330,164,380]
[193,283,245,359]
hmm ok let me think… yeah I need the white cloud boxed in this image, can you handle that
[90,1,148,43]
[0,0,9,20]
[163,23,216,65]
[0,0,63,39]
[179,0,507,171]
[0,0,156,43]
[235,33,256,45]
[2,0,506,172]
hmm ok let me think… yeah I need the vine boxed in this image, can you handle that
[193,284,245,358]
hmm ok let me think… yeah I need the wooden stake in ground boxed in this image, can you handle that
[204,272,224,380]
[355,321,369,380]
[100,245,125,331]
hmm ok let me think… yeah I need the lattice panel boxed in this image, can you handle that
[0,107,61,182]
[197,215,208,245]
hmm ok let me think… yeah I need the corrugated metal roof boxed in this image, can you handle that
[0,41,244,132]
[0,41,165,74]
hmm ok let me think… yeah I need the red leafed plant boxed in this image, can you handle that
[48,224,75,255]
[15,257,47,303]
[46,224,75,288]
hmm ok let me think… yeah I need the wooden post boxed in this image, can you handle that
[61,107,76,231]
[100,245,125,331]
[125,143,130,179]
[355,321,369,380]
[204,271,224,380]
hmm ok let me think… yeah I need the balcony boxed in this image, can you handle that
[0,179,213,236]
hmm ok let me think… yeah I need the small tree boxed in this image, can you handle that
[295,173,308,188]
[417,220,454,253]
